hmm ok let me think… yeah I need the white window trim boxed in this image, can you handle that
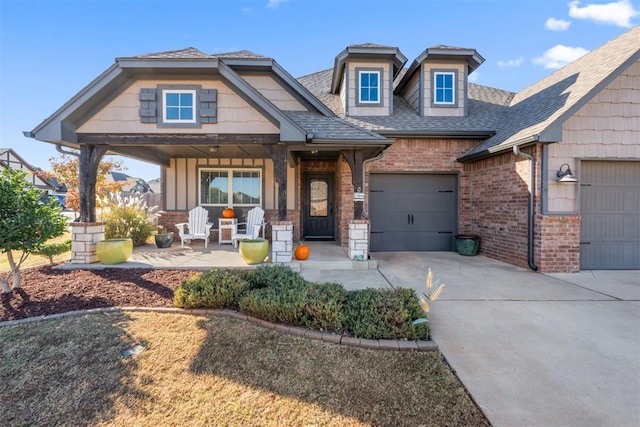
[163,89,197,123]
[433,71,456,106]
[358,70,381,104]
[199,168,262,207]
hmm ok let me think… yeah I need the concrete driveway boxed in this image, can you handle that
[372,252,640,427]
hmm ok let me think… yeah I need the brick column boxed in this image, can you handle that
[271,221,293,263]
[70,222,105,264]
[348,220,369,261]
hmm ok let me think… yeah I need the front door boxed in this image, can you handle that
[303,173,334,240]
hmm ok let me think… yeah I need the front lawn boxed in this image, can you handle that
[0,312,489,426]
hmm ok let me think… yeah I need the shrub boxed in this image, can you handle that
[240,264,307,290]
[239,280,347,332]
[173,269,250,309]
[33,239,72,265]
[344,288,429,340]
[100,192,157,246]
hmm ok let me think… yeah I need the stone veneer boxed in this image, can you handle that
[271,221,293,263]
[70,222,105,264]
[348,220,369,261]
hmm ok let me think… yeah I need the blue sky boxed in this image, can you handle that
[1,0,637,181]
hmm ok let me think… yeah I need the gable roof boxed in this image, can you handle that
[0,148,55,189]
[459,25,640,161]
[130,47,215,59]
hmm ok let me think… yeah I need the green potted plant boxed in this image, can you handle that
[154,225,174,249]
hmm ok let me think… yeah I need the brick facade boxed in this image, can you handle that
[537,215,581,272]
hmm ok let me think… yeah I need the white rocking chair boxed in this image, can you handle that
[176,206,213,248]
[231,207,266,248]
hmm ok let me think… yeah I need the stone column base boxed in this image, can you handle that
[70,222,105,264]
[271,221,293,263]
[348,220,369,261]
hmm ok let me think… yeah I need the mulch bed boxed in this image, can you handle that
[1,266,201,322]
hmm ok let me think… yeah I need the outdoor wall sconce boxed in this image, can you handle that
[209,146,219,154]
[556,163,578,182]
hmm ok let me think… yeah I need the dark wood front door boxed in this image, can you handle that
[303,173,334,240]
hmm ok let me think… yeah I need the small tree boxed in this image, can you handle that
[46,153,126,212]
[0,168,67,293]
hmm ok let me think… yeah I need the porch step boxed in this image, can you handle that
[291,259,378,271]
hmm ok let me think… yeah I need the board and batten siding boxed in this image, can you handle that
[421,61,466,117]
[546,59,640,213]
[346,60,392,117]
[239,74,308,111]
[163,157,296,211]
[76,78,280,134]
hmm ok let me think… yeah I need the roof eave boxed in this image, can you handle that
[457,135,539,163]
[379,130,495,139]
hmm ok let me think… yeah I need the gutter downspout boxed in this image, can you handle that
[361,148,387,219]
[513,144,539,271]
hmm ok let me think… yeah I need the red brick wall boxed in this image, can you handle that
[464,149,534,269]
[536,215,581,273]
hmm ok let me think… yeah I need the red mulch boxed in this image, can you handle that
[1,266,202,322]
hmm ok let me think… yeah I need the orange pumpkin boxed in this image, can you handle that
[295,242,309,260]
[222,207,235,218]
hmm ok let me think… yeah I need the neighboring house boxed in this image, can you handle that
[0,148,56,191]
[106,171,153,193]
[147,178,161,194]
[25,26,640,272]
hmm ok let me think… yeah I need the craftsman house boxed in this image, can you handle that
[26,26,639,272]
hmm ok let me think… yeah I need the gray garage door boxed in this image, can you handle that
[369,173,457,251]
[580,161,640,269]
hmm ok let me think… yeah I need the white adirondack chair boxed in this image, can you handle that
[176,206,213,248]
[231,207,266,248]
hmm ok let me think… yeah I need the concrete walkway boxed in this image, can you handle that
[308,252,639,427]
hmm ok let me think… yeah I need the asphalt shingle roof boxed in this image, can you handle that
[211,50,267,59]
[130,47,215,59]
[285,111,388,141]
[298,69,514,135]
[463,25,640,159]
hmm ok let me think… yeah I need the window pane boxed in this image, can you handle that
[370,72,378,86]
[233,171,260,205]
[444,90,453,103]
[180,93,193,106]
[310,180,328,217]
[361,73,369,86]
[436,74,444,88]
[361,88,369,101]
[166,93,179,106]
[370,88,378,102]
[180,107,193,120]
[166,107,179,120]
[201,171,229,204]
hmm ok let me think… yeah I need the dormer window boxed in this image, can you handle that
[433,70,457,106]
[356,68,383,106]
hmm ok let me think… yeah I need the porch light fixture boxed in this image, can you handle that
[209,146,219,154]
[556,163,578,182]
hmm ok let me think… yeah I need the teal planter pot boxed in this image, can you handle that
[96,238,133,264]
[239,238,269,265]
[455,235,480,256]
[154,233,174,248]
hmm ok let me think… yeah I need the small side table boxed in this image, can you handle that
[218,218,237,245]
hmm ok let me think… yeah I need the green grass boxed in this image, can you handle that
[0,312,489,426]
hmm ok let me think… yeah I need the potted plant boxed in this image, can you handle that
[455,234,480,256]
[154,226,174,249]
[96,238,133,264]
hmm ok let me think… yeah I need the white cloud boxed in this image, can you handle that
[497,57,524,68]
[468,72,480,83]
[568,0,639,27]
[267,0,288,9]
[545,17,571,30]
[532,45,590,69]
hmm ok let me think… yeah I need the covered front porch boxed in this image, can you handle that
[57,241,378,271]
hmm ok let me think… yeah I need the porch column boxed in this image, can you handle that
[340,149,364,219]
[78,144,108,222]
[266,144,288,221]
